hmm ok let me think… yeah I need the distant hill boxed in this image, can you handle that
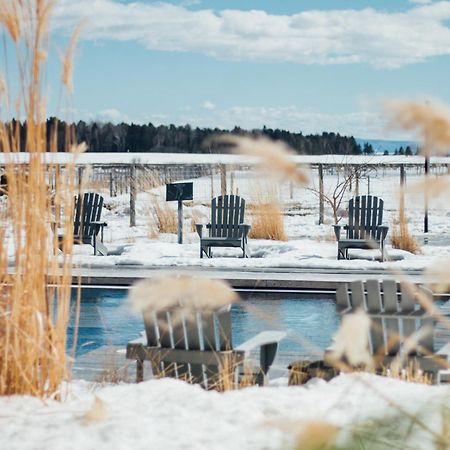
[356,138,419,154]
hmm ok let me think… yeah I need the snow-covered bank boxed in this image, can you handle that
[1,374,449,450]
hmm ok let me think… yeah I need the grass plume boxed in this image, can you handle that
[0,0,81,397]
[249,182,286,241]
[214,134,310,185]
[386,99,450,155]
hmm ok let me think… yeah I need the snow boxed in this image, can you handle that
[3,165,450,450]
[56,166,450,272]
[1,374,449,450]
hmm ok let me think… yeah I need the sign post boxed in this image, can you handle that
[166,182,193,244]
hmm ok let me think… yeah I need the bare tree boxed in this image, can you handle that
[308,162,375,224]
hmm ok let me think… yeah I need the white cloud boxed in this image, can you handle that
[202,101,216,110]
[174,105,410,140]
[53,1,450,69]
[96,108,129,123]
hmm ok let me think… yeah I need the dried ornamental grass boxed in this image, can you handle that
[386,100,450,155]
[0,0,81,397]
[249,181,287,241]
[326,309,373,371]
[129,276,238,319]
[390,214,420,254]
[150,199,178,234]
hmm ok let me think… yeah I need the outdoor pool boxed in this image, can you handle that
[67,288,341,358]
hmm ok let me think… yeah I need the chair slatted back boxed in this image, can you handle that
[347,195,384,240]
[143,305,233,387]
[73,193,104,241]
[343,280,433,357]
[210,195,245,238]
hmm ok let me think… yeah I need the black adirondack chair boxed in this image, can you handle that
[195,195,251,258]
[59,192,107,255]
[333,195,389,261]
[326,280,450,380]
[126,303,286,387]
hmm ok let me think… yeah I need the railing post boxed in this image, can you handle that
[130,164,136,227]
[318,164,324,225]
[220,164,227,197]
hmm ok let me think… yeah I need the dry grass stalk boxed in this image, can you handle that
[390,200,420,254]
[386,100,450,155]
[0,1,80,397]
[384,360,432,385]
[214,134,310,185]
[293,421,340,450]
[390,220,420,254]
[150,198,178,234]
[249,182,287,241]
[81,396,108,425]
[326,309,373,371]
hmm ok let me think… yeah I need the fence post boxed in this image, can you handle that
[77,166,84,193]
[220,164,227,197]
[424,156,429,238]
[318,164,324,225]
[130,164,136,227]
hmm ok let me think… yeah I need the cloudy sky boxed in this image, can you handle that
[30,0,450,138]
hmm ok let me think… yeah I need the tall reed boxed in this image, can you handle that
[0,0,80,397]
[249,181,287,241]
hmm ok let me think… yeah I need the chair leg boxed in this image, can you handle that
[136,359,144,383]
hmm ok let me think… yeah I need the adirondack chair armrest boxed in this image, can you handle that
[236,331,286,353]
[337,306,353,315]
[195,223,204,238]
[91,221,107,227]
[236,331,286,377]
[377,225,389,240]
[127,335,147,347]
[333,225,342,241]
[238,224,251,238]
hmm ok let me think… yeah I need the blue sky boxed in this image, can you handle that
[6,0,450,139]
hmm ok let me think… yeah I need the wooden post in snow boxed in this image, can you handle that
[77,166,84,194]
[210,167,214,199]
[130,164,136,227]
[424,156,429,238]
[220,164,227,197]
[318,164,324,225]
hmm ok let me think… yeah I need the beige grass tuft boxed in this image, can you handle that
[128,276,238,317]
[249,182,287,241]
[390,217,420,254]
[0,0,81,397]
[150,198,178,234]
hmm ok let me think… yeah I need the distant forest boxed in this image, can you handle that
[5,118,376,155]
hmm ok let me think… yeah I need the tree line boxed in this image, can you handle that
[2,118,375,155]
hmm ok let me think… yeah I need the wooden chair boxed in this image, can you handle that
[195,195,251,258]
[126,304,285,388]
[328,279,450,378]
[59,192,107,255]
[333,195,389,261]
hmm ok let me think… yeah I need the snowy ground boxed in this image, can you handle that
[1,374,449,450]
[66,166,450,272]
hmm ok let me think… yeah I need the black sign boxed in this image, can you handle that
[166,182,193,202]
